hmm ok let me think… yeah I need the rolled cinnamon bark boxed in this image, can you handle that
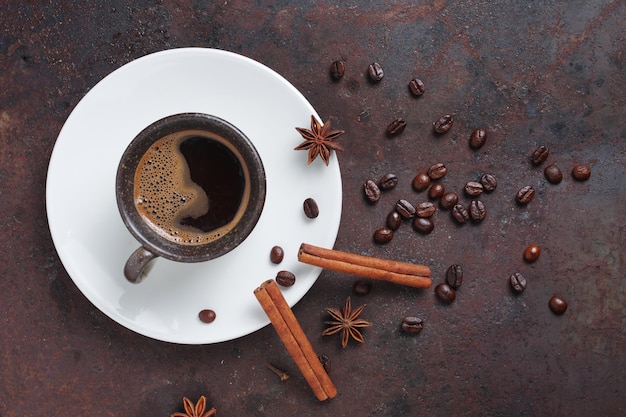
[298,243,432,288]
[254,280,336,401]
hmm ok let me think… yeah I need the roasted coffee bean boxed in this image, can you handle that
[303,197,319,218]
[329,60,345,80]
[415,201,436,218]
[270,246,284,264]
[544,164,563,184]
[373,227,394,244]
[439,192,458,210]
[387,118,407,136]
[368,62,384,81]
[549,295,568,315]
[435,282,456,303]
[198,309,217,323]
[523,244,541,262]
[516,186,535,205]
[464,181,484,197]
[446,264,464,288]
[480,174,497,192]
[427,163,448,180]
[451,203,470,224]
[353,279,372,296]
[401,316,424,334]
[396,199,416,219]
[408,78,426,96]
[433,114,453,134]
[509,272,527,294]
[428,183,445,200]
[469,200,487,222]
[318,355,331,374]
[276,270,296,287]
[531,145,550,165]
[379,173,399,190]
[412,217,434,234]
[364,180,381,202]
[469,128,487,150]
[572,164,591,181]
[386,210,402,231]
[412,172,431,191]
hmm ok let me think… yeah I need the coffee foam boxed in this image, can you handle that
[133,130,249,245]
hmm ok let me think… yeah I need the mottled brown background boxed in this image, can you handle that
[1,1,625,416]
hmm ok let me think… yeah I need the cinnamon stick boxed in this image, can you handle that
[254,280,336,401]
[298,243,432,288]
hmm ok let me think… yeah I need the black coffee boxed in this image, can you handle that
[178,136,246,232]
[134,130,249,245]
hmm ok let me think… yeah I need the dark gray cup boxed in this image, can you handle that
[116,113,266,283]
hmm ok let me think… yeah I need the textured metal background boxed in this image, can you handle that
[1,1,624,415]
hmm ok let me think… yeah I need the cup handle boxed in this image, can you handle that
[124,247,158,284]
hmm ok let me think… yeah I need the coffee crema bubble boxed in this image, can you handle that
[133,129,250,245]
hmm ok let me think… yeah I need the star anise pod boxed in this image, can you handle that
[322,296,372,348]
[294,115,345,165]
[171,396,216,417]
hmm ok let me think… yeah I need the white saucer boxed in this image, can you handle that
[46,48,342,344]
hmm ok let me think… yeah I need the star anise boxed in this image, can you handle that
[294,115,345,165]
[322,296,372,348]
[171,396,216,417]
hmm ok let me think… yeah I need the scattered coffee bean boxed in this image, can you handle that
[329,60,345,80]
[469,128,487,150]
[276,270,296,287]
[523,244,541,262]
[516,186,535,205]
[415,201,436,218]
[353,280,372,296]
[401,316,424,334]
[364,179,381,202]
[396,199,416,219]
[464,181,484,197]
[379,173,399,190]
[531,145,550,165]
[451,203,470,224]
[469,200,487,222]
[433,114,454,134]
[303,197,320,218]
[549,295,568,315]
[373,227,394,244]
[387,118,407,136]
[427,163,448,180]
[386,210,402,230]
[368,62,384,81]
[439,192,458,210]
[412,172,431,192]
[412,217,434,234]
[428,183,445,200]
[435,282,456,303]
[480,174,497,192]
[318,355,331,374]
[509,272,527,294]
[270,246,284,264]
[198,309,216,323]
[446,264,464,289]
[408,78,426,96]
[572,164,591,181]
[544,164,563,184]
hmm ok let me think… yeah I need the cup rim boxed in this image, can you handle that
[116,112,266,262]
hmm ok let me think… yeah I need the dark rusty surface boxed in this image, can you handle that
[1,1,625,416]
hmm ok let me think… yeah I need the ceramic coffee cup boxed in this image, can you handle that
[116,113,266,283]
